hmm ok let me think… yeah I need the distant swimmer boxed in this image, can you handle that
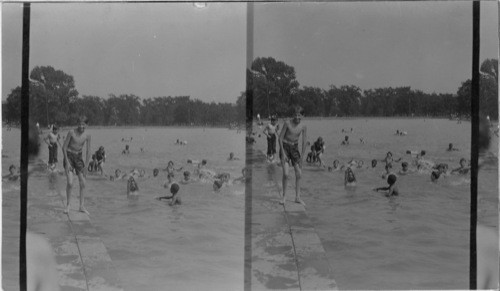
[311,137,326,167]
[122,144,130,155]
[371,159,378,168]
[180,171,192,184]
[431,164,448,182]
[213,179,224,191]
[94,146,106,176]
[382,163,395,179]
[360,138,366,144]
[263,115,279,161]
[164,161,183,175]
[62,116,91,215]
[153,168,160,178]
[344,167,357,187]
[278,105,307,206]
[341,135,349,145]
[306,145,315,164]
[373,174,399,197]
[233,168,247,184]
[43,125,62,171]
[157,183,181,206]
[382,151,401,167]
[451,158,470,175]
[163,173,175,189]
[127,175,139,197]
[228,152,240,161]
[3,164,20,181]
[398,162,412,175]
[328,159,341,172]
[447,143,459,151]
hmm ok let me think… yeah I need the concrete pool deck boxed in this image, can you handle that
[27,186,123,291]
[250,151,338,290]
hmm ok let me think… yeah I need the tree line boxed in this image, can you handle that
[3,66,246,127]
[250,57,498,120]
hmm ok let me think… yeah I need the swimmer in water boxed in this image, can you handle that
[398,162,411,175]
[122,144,130,155]
[328,159,341,172]
[382,151,401,167]
[373,174,399,197]
[312,137,326,167]
[382,163,395,179]
[451,158,470,175]
[431,164,448,182]
[153,168,160,177]
[127,175,139,197]
[157,183,181,206]
[3,164,20,181]
[341,135,349,145]
[306,145,315,164]
[180,171,192,184]
[371,159,378,168]
[233,168,247,184]
[213,179,224,191]
[228,152,240,161]
[163,173,175,189]
[344,167,357,187]
[447,143,459,151]
[164,161,183,175]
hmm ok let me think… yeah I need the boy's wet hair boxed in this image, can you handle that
[170,183,180,194]
[402,162,408,167]
[387,174,397,185]
[183,171,190,176]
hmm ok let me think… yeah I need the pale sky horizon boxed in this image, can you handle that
[2,2,498,103]
[2,3,247,103]
[253,1,498,95]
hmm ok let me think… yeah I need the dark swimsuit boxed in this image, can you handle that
[64,151,85,175]
[281,142,301,166]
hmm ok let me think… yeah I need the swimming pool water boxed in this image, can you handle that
[5,126,245,290]
[252,118,498,289]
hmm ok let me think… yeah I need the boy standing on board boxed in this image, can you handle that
[62,116,91,215]
[278,106,307,206]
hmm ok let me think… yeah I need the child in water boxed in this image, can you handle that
[180,171,192,184]
[431,164,448,182]
[157,183,181,206]
[374,174,399,197]
[451,158,470,175]
[447,143,459,151]
[398,162,410,175]
[382,163,395,179]
[3,164,20,181]
[127,175,139,197]
[344,167,357,187]
[164,161,183,175]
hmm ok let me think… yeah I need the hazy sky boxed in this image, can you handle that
[253,1,498,95]
[2,3,247,103]
[2,2,498,103]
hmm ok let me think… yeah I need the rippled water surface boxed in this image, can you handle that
[252,118,498,289]
[3,126,245,291]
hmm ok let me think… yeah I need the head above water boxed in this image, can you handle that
[333,160,340,167]
[448,143,453,149]
[9,164,16,173]
[168,161,174,167]
[460,158,467,166]
[386,151,393,157]
[387,174,397,185]
[213,180,223,191]
[115,169,122,177]
[153,168,159,177]
[201,159,207,165]
[371,159,377,167]
[170,183,180,195]
[402,162,408,168]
